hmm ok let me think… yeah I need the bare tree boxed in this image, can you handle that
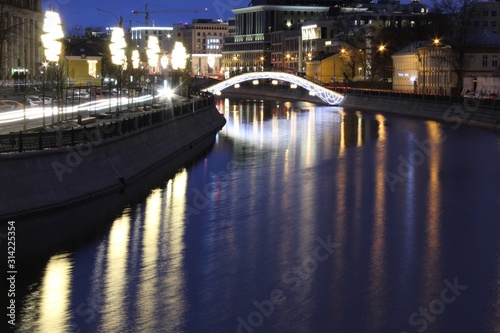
[431,0,480,95]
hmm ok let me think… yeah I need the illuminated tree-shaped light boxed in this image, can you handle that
[160,55,169,70]
[207,54,215,69]
[42,11,64,62]
[110,27,127,67]
[171,42,187,70]
[132,50,140,69]
[147,36,160,68]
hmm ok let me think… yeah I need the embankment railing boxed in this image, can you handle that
[0,92,215,154]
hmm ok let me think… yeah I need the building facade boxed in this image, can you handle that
[472,0,500,34]
[0,0,43,81]
[130,26,175,54]
[173,19,229,76]
[222,5,330,75]
[392,30,500,95]
[64,44,102,87]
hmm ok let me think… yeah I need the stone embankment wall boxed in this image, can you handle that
[340,94,500,132]
[0,105,226,219]
[221,85,326,104]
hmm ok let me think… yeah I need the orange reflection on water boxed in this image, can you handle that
[368,113,388,331]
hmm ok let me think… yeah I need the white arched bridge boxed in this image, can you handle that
[203,71,344,105]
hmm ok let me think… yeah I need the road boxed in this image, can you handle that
[0,95,156,134]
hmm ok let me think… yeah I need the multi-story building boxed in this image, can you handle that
[130,26,175,54]
[64,44,102,87]
[0,0,43,81]
[174,19,228,55]
[222,4,330,75]
[472,0,500,34]
[223,0,430,79]
[173,19,229,76]
[392,29,500,95]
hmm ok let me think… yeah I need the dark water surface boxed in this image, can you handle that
[13,98,500,333]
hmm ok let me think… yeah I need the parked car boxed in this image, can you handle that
[67,91,90,100]
[101,91,117,98]
[0,99,24,111]
[27,95,43,106]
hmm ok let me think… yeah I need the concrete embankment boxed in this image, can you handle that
[0,105,226,220]
[221,85,326,104]
[340,94,500,132]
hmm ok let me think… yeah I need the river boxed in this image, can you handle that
[11,97,500,333]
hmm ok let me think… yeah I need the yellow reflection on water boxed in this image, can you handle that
[339,111,346,155]
[356,113,363,147]
[369,113,387,330]
[422,121,443,297]
[38,253,73,333]
[161,169,188,330]
[305,108,316,168]
[138,188,162,330]
[101,211,131,333]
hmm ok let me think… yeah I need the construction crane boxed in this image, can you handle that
[131,4,208,26]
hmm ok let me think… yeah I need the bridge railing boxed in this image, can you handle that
[0,92,215,154]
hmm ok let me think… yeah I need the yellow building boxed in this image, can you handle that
[305,52,346,85]
[64,44,102,88]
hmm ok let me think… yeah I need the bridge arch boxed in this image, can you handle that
[203,71,344,105]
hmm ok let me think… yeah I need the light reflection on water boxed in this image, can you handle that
[17,97,500,333]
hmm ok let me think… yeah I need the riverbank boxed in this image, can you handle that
[340,93,500,132]
[218,83,500,132]
[0,102,226,220]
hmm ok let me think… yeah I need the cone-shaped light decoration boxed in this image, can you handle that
[171,42,187,70]
[160,55,169,70]
[110,27,127,67]
[147,36,160,68]
[42,11,64,62]
[132,50,140,69]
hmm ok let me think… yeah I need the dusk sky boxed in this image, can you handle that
[43,0,243,31]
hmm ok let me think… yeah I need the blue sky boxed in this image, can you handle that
[44,0,244,31]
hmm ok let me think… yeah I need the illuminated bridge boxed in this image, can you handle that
[203,71,344,105]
